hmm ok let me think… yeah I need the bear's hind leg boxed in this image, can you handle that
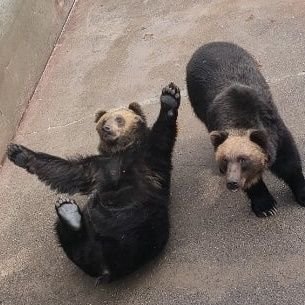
[271,158,305,206]
[55,196,82,231]
[270,135,305,206]
[245,179,277,217]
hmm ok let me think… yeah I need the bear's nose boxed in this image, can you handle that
[102,125,111,133]
[227,181,239,191]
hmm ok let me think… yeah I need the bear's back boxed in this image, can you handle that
[186,42,270,123]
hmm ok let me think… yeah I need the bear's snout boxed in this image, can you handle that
[226,181,239,192]
[226,162,242,192]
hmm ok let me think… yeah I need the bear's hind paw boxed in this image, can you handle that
[55,196,82,230]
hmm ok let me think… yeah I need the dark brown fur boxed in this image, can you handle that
[7,83,181,282]
[187,42,305,217]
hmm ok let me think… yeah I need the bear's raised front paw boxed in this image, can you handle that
[251,197,277,217]
[161,82,181,116]
[55,196,82,230]
[7,143,31,168]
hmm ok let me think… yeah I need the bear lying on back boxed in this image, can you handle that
[7,83,181,283]
[186,42,305,217]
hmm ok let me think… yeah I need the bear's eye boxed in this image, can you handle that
[239,157,248,164]
[219,158,228,174]
[239,157,251,170]
[115,116,124,126]
[219,167,225,174]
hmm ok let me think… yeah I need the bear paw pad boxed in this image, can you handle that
[7,144,30,168]
[55,196,82,230]
[161,82,181,116]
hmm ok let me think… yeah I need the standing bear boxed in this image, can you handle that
[7,83,180,283]
[186,42,305,217]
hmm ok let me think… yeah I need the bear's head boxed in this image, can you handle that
[95,102,147,154]
[210,129,270,191]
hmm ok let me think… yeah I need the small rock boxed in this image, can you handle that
[246,14,254,22]
[143,33,154,41]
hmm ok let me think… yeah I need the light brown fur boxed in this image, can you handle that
[95,107,146,154]
[215,133,268,189]
[95,106,163,189]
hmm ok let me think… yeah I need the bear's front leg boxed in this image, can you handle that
[145,82,181,185]
[245,179,277,217]
[7,143,98,195]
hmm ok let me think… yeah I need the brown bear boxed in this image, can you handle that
[7,82,180,283]
[186,42,305,217]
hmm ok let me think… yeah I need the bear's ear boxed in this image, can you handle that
[210,131,229,149]
[94,110,107,123]
[128,102,146,123]
[249,129,268,152]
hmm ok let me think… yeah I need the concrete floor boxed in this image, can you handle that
[1,0,305,304]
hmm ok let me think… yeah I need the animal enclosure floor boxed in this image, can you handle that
[1,0,305,304]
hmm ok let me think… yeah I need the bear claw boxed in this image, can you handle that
[7,143,30,168]
[161,82,181,115]
[254,205,277,218]
[55,196,76,208]
[261,207,277,217]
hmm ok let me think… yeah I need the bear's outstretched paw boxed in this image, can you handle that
[251,197,277,217]
[161,82,181,116]
[55,196,82,230]
[7,143,31,168]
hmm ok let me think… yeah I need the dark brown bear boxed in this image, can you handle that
[186,42,305,217]
[7,83,180,283]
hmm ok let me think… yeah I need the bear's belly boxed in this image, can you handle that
[99,184,136,206]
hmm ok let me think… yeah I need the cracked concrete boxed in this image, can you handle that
[18,114,95,137]
[1,0,305,304]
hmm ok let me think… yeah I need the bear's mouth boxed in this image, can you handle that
[101,132,118,144]
[227,177,248,192]
[230,188,239,193]
[227,185,240,192]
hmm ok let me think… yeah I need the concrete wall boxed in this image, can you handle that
[0,0,75,163]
